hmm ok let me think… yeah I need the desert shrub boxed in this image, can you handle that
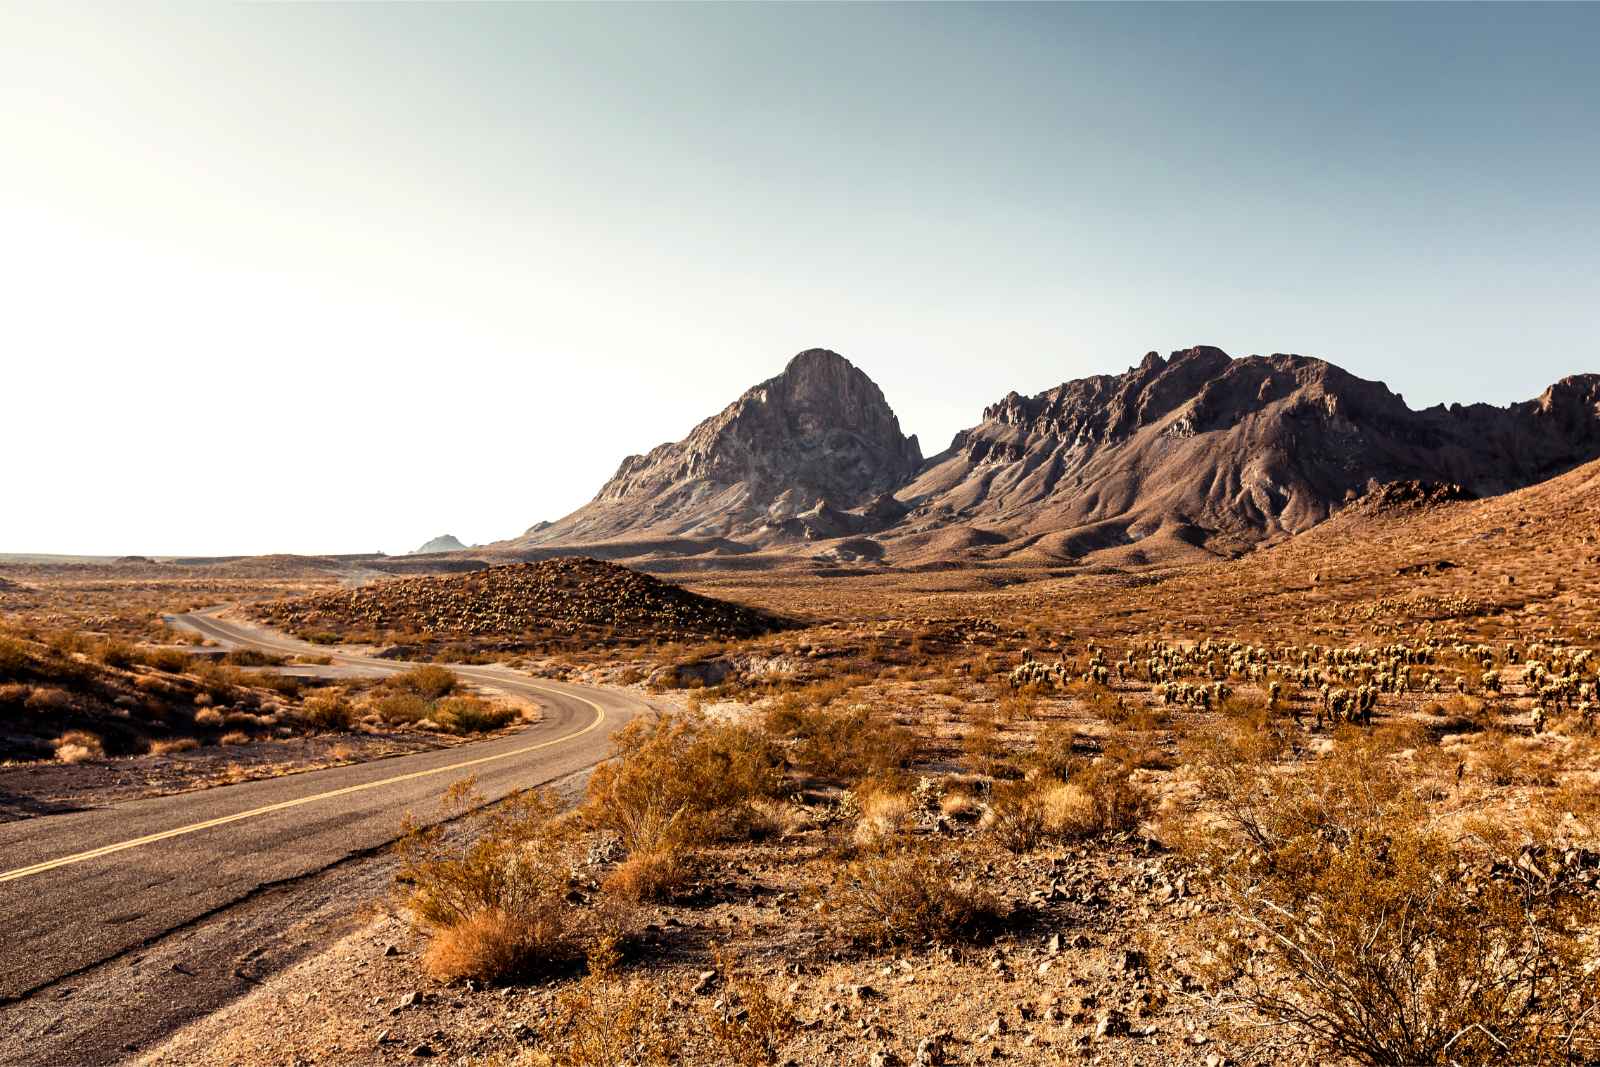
[986,753,1147,850]
[422,907,568,985]
[601,848,693,904]
[1186,718,1600,1064]
[0,635,30,677]
[535,940,679,1066]
[398,787,589,984]
[232,670,303,696]
[763,702,916,782]
[372,691,430,725]
[25,686,72,712]
[222,648,286,667]
[961,714,1003,777]
[1203,824,1600,1066]
[192,707,224,727]
[1023,721,1079,780]
[701,945,800,1067]
[220,730,250,745]
[96,640,136,669]
[584,715,784,902]
[851,788,915,850]
[434,695,517,734]
[298,689,354,731]
[149,737,199,755]
[387,665,458,700]
[140,646,190,671]
[55,730,104,763]
[587,714,783,852]
[745,797,810,840]
[824,843,1007,949]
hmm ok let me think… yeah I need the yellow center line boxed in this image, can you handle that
[0,685,606,885]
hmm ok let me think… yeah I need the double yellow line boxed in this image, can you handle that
[0,686,605,885]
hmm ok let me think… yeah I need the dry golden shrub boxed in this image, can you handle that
[585,714,783,901]
[149,737,199,755]
[534,940,679,1067]
[764,701,917,782]
[824,843,1007,948]
[192,706,224,727]
[985,751,1148,851]
[1185,718,1600,1065]
[1022,720,1078,780]
[398,787,591,984]
[54,729,103,763]
[602,848,692,904]
[298,688,353,730]
[25,686,72,712]
[852,789,914,850]
[371,691,430,724]
[421,907,570,985]
[961,713,1003,777]
[1203,824,1600,1065]
[434,695,518,733]
[701,945,799,1066]
[385,664,458,700]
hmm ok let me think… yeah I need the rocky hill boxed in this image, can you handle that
[254,558,786,646]
[892,347,1600,563]
[507,349,922,549]
[411,534,468,555]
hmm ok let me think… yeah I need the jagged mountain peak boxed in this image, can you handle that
[508,348,922,549]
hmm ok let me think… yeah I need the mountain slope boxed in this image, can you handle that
[508,349,922,549]
[889,347,1600,563]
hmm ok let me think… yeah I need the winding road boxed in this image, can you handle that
[0,609,652,1064]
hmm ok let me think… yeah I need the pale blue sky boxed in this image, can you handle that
[3,3,1596,555]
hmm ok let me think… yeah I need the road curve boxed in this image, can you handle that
[0,609,652,1007]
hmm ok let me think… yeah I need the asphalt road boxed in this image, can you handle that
[0,610,651,1062]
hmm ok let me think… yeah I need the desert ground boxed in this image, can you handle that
[4,460,1600,1066]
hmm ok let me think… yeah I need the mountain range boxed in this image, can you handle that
[501,346,1600,569]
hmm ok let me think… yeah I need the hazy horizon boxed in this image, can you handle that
[5,4,1597,557]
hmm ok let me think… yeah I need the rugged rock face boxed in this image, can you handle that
[895,347,1600,562]
[411,534,468,555]
[512,349,922,547]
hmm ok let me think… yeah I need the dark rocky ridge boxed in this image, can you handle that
[509,349,922,547]
[895,347,1600,562]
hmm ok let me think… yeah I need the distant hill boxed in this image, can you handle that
[411,534,468,555]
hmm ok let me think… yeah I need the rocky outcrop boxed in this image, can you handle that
[509,349,921,548]
[895,347,1600,561]
[411,534,469,555]
[255,558,786,643]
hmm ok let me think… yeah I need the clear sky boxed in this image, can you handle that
[3,3,1596,557]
